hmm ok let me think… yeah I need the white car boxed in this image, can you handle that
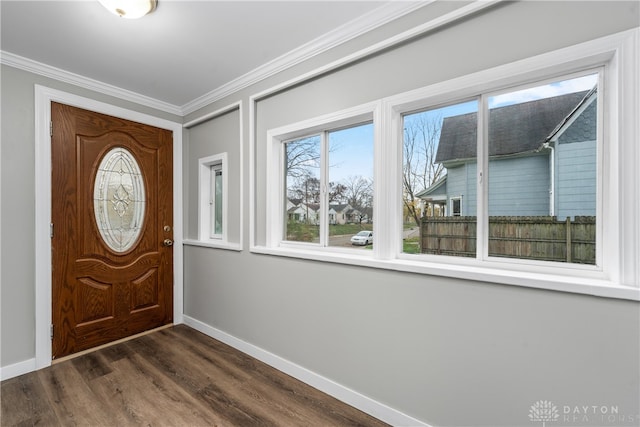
[350,230,373,246]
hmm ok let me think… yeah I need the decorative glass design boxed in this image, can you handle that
[94,147,146,252]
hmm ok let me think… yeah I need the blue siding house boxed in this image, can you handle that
[418,88,597,220]
[551,91,597,219]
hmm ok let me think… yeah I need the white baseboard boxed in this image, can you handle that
[182,315,429,427]
[0,358,36,381]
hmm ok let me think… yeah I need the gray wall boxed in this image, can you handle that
[2,2,639,426]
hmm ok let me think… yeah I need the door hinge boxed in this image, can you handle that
[50,121,53,137]
[50,324,54,340]
[50,223,54,238]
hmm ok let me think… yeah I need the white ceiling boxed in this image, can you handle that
[1,0,418,113]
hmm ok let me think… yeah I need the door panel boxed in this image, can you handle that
[51,102,173,359]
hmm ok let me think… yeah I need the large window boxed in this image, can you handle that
[261,31,639,299]
[405,74,599,264]
[283,122,374,249]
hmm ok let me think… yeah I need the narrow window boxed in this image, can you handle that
[198,153,227,242]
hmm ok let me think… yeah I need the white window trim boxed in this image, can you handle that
[254,29,639,301]
[385,29,638,299]
[392,70,605,269]
[198,153,228,244]
[266,102,381,256]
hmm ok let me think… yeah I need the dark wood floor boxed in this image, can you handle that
[1,325,389,426]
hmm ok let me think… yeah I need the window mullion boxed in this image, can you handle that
[198,153,226,242]
[376,103,394,260]
[477,94,489,260]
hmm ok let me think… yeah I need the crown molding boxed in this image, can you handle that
[1,1,445,118]
[1,51,183,116]
[180,0,432,115]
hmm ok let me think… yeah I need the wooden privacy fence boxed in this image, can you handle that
[420,216,596,264]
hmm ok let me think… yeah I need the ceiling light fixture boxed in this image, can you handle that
[98,0,157,19]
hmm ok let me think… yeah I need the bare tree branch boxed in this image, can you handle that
[344,175,373,210]
[403,111,445,228]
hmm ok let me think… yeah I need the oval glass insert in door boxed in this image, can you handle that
[93,147,146,252]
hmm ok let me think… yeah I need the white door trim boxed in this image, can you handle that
[34,85,184,368]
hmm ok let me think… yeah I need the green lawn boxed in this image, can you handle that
[403,238,420,254]
[286,222,373,242]
[286,222,422,254]
[329,223,372,236]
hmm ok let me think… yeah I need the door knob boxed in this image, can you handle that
[163,239,174,247]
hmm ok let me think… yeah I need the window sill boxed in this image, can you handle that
[250,245,639,301]
[183,239,242,252]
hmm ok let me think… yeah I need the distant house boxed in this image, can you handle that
[328,205,338,224]
[329,203,361,224]
[287,199,319,224]
[288,200,369,225]
[417,88,597,220]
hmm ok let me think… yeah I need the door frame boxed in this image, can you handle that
[34,85,184,369]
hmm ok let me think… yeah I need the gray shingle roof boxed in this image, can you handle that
[435,91,589,163]
[330,203,351,212]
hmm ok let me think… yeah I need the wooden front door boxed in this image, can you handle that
[51,102,173,359]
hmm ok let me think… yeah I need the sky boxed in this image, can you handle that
[328,122,374,183]
[489,74,597,108]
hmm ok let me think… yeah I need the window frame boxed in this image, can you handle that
[266,102,380,256]
[382,33,640,297]
[198,152,227,243]
[257,30,639,300]
[397,70,603,266]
